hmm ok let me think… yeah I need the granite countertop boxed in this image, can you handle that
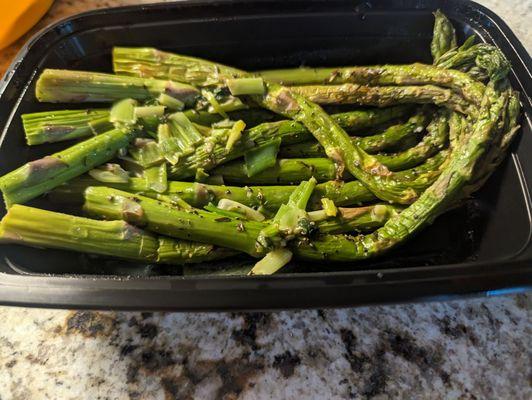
[0,1,530,399]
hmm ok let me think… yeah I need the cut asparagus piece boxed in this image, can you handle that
[128,138,165,167]
[225,120,246,151]
[244,139,281,177]
[134,105,166,119]
[158,112,205,165]
[110,98,138,126]
[144,163,168,193]
[88,163,129,183]
[157,93,185,110]
[249,248,292,275]
[0,204,235,264]
[320,198,338,217]
[0,204,158,262]
[35,69,199,106]
[22,109,111,145]
[83,186,269,257]
[217,199,266,221]
[226,77,265,95]
[0,127,137,206]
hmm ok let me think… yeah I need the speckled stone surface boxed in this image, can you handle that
[0,294,531,399]
[0,1,530,399]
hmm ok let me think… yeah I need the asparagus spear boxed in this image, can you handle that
[289,84,476,115]
[212,158,338,184]
[0,204,157,261]
[22,109,112,145]
[0,204,235,264]
[183,108,280,127]
[279,113,430,158]
[431,10,457,63]
[168,109,423,179]
[50,176,377,211]
[83,186,269,257]
[0,127,137,206]
[36,69,199,106]
[212,149,447,185]
[364,112,448,171]
[113,47,484,109]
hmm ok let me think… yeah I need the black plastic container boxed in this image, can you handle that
[0,0,530,310]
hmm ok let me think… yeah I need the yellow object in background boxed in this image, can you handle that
[0,0,54,50]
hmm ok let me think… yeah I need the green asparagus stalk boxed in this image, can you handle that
[144,163,168,193]
[212,149,447,185]
[0,204,235,264]
[436,42,511,83]
[50,176,377,211]
[113,47,243,85]
[212,158,339,184]
[22,109,111,145]
[431,10,457,63]
[365,112,448,171]
[0,204,157,261]
[244,139,281,177]
[462,91,520,196]
[185,108,280,127]
[279,113,429,158]
[0,127,137,206]
[289,84,476,115]
[83,186,269,257]
[113,47,484,109]
[35,69,199,106]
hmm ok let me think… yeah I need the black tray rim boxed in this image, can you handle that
[0,0,531,311]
